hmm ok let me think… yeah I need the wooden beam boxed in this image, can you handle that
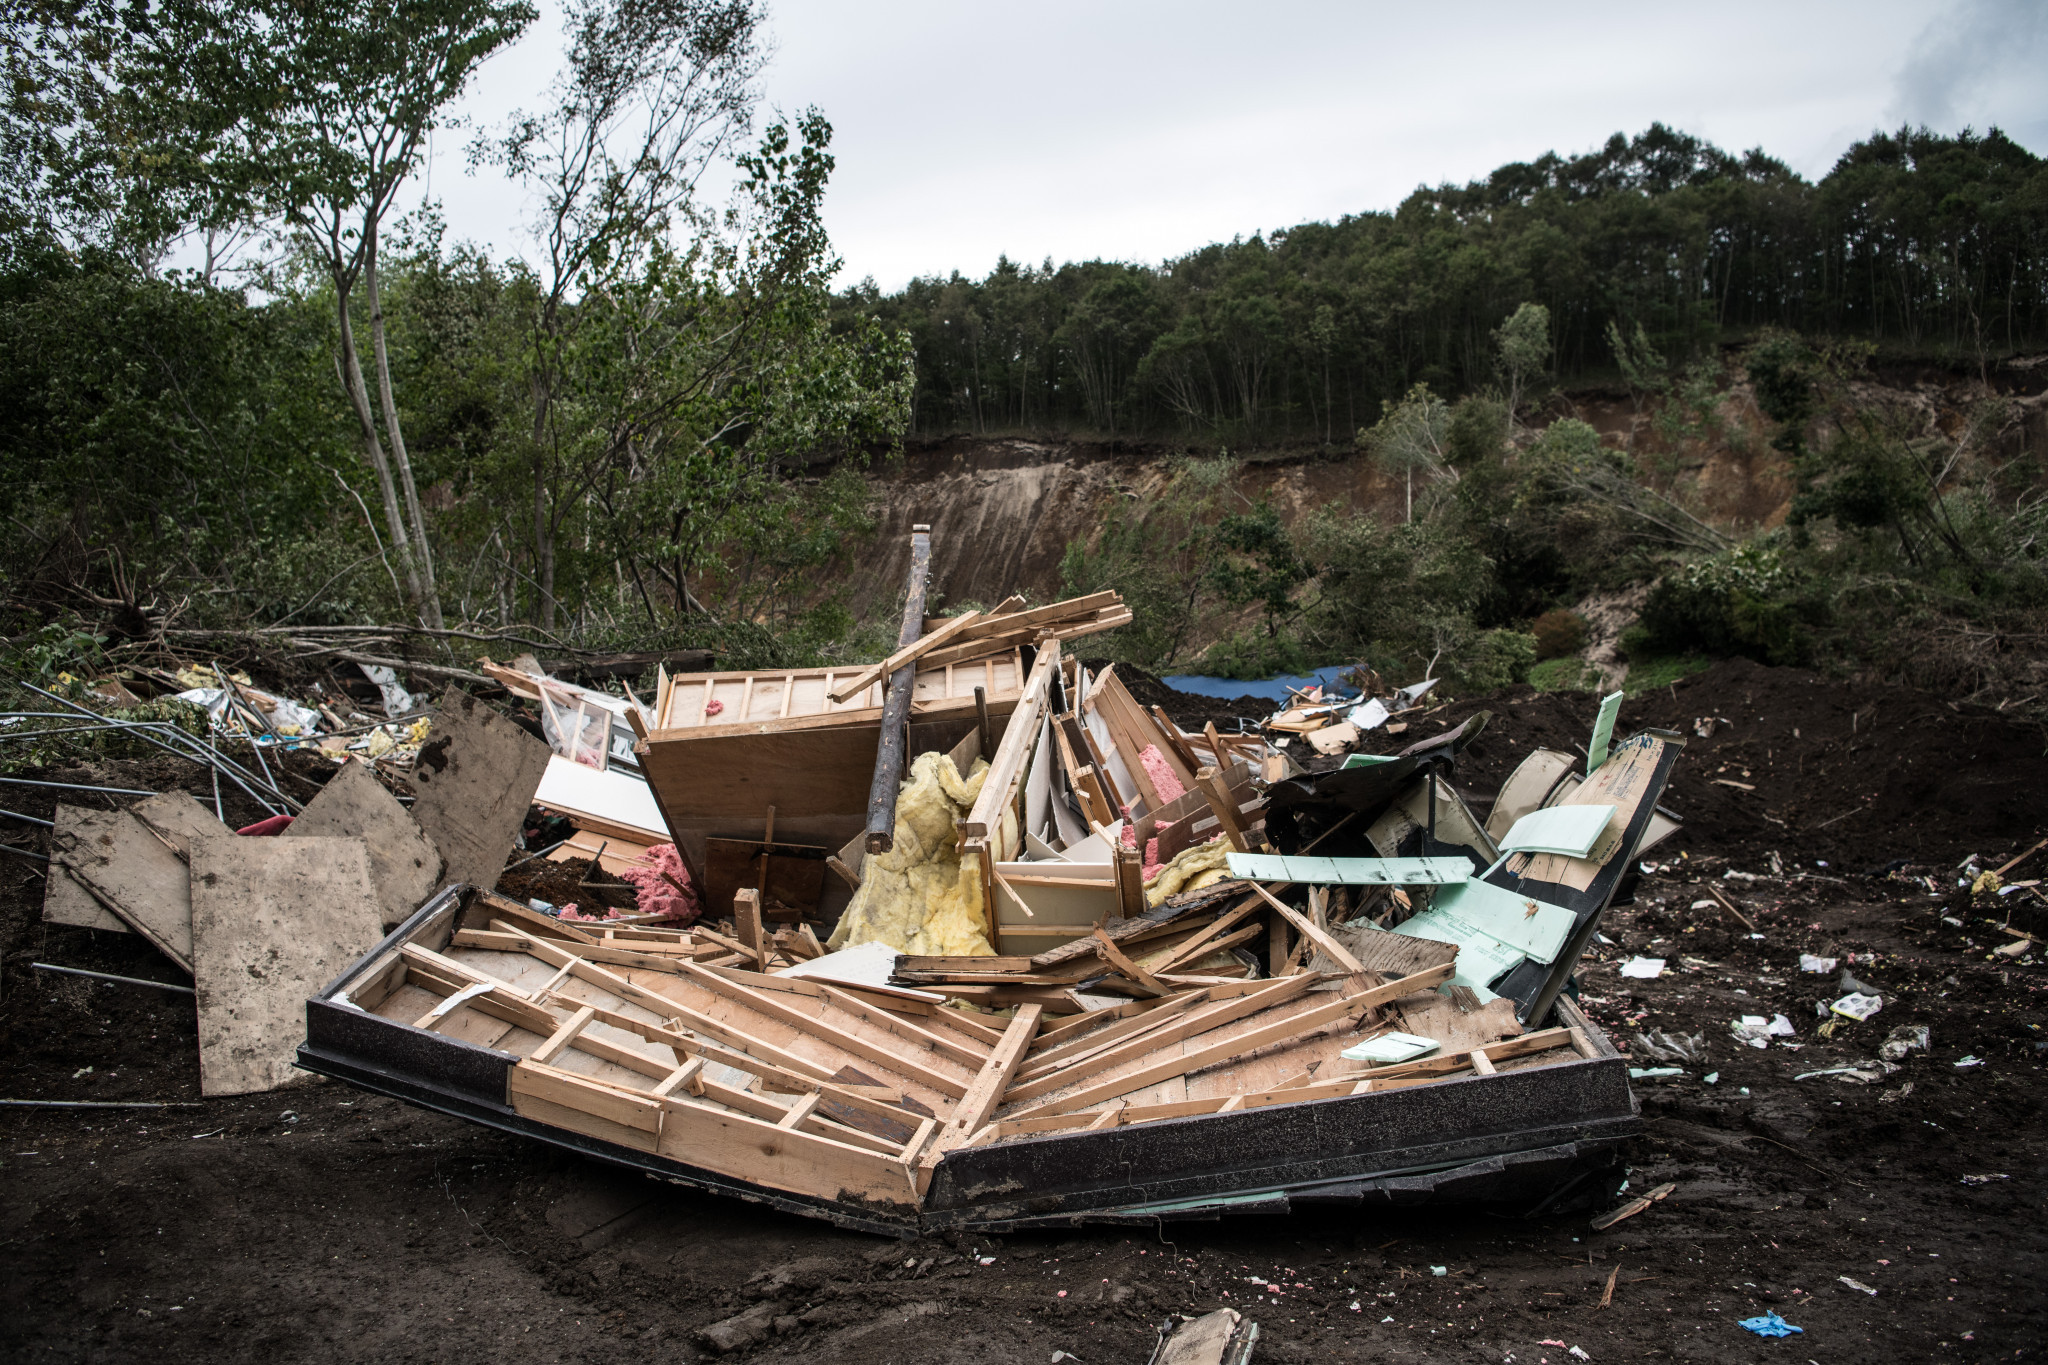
[935,1004,1042,1145]
[733,887,764,967]
[1245,882,1364,974]
[959,641,1061,840]
[827,609,983,705]
[865,526,933,854]
[1007,966,1454,1119]
[1194,765,1251,853]
[1091,927,1167,995]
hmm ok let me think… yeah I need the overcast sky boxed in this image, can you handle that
[419,0,2048,292]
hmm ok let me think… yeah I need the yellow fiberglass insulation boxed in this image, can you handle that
[1143,838,1232,907]
[827,750,997,957]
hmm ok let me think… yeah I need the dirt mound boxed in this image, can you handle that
[1399,657,2046,868]
[1084,660,1273,728]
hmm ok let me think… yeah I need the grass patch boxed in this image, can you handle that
[1623,653,1714,696]
[1528,657,1602,693]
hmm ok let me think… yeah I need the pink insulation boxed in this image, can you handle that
[621,843,701,924]
[1138,745,1186,804]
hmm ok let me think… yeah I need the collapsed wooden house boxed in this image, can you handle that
[300,529,1676,1231]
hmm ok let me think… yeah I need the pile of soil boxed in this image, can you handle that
[1085,660,1274,729]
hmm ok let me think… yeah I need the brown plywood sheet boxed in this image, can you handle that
[190,836,383,1096]
[408,691,551,897]
[287,759,443,928]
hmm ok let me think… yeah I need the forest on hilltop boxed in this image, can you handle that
[0,0,2043,713]
[855,123,2048,442]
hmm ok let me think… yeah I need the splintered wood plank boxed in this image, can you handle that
[408,690,551,896]
[1005,965,1455,1119]
[492,929,965,1112]
[935,1005,1042,1144]
[191,837,383,1097]
[654,1091,920,1208]
[285,759,443,928]
[1001,975,1316,1105]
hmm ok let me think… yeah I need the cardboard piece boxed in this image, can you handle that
[1483,748,1578,842]
[408,690,552,896]
[286,760,443,929]
[190,836,382,1096]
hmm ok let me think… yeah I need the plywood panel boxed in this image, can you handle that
[409,690,552,896]
[287,759,443,929]
[190,836,384,1096]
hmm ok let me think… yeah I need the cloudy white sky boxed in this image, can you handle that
[419,0,2048,292]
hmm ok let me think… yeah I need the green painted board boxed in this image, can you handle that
[1498,804,1617,857]
[1226,853,1474,885]
[1586,689,1624,773]
[1401,877,1576,963]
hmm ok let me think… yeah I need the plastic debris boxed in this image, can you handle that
[1838,1275,1877,1295]
[1954,1055,1983,1067]
[1878,1024,1929,1061]
[1831,992,1884,1021]
[1628,1067,1685,1079]
[1341,1032,1440,1064]
[1960,1173,2008,1185]
[1799,953,1837,973]
[1619,956,1666,979]
[1738,1312,1803,1337]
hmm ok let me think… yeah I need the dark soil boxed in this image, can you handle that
[3,671,2045,1363]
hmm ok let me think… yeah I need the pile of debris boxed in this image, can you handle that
[1254,670,1443,762]
[295,528,1688,1233]
[41,691,554,1096]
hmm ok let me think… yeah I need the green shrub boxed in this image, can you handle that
[1636,541,1814,665]
[1530,609,1588,660]
[1528,657,1600,692]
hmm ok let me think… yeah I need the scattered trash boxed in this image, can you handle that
[1628,1067,1685,1079]
[1960,1173,2009,1185]
[1830,992,1884,1021]
[1738,1312,1803,1337]
[1838,1275,1877,1295]
[1878,1025,1929,1061]
[1799,953,1838,973]
[1954,1055,1984,1068]
[1590,1182,1676,1231]
[1619,956,1666,979]
[1341,1032,1439,1065]
[1702,1071,1719,1085]
[1633,1031,1708,1063]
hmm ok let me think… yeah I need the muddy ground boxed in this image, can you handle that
[3,664,2045,1363]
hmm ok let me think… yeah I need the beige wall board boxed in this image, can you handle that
[52,807,198,970]
[42,807,128,933]
[287,759,444,929]
[191,836,383,1096]
[409,690,552,897]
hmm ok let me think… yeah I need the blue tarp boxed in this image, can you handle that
[1160,665,1352,703]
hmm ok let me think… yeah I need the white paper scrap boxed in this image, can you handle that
[1799,953,1839,973]
[1341,1032,1440,1065]
[1619,956,1666,979]
[1831,992,1884,1021]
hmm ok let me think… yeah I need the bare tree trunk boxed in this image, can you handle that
[335,282,425,610]
[363,228,444,630]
